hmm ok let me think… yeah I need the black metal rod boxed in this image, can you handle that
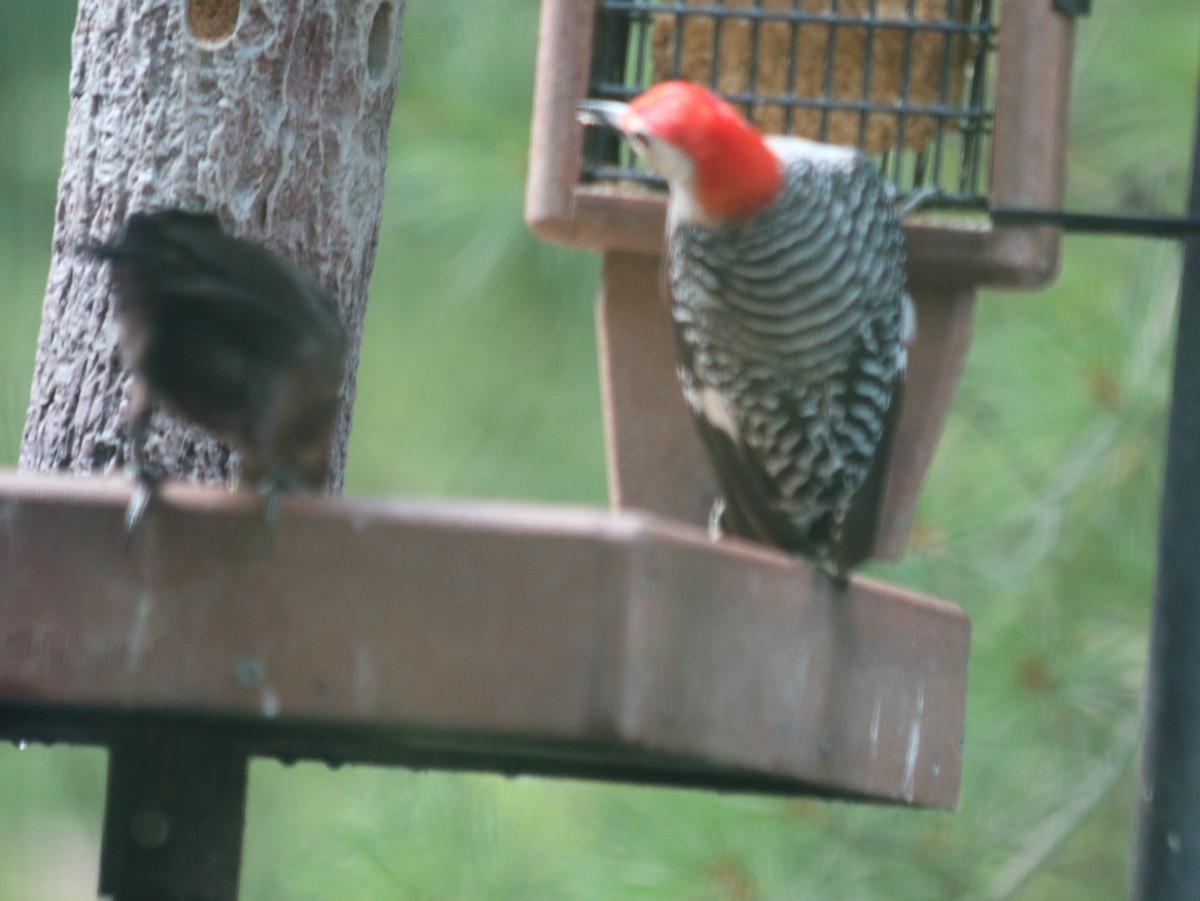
[1130,45,1200,901]
[990,206,1200,239]
[99,732,248,901]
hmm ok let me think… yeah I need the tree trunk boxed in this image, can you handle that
[20,0,405,491]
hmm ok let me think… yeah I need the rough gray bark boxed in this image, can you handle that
[20,0,405,491]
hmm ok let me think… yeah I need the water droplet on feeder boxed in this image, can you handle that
[235,657,265,688]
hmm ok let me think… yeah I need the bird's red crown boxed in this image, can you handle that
[629,81,783,222]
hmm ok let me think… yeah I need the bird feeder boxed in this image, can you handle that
[0,3,1096,894]
[526,0,1076,557]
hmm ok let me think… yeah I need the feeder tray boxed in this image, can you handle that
[0,471,967,807]
[0,471,969,897]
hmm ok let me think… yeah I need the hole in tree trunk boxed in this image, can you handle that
[367,2,394,81]
[188,0,240,45]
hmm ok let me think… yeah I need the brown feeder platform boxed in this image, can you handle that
[0,469,967,810]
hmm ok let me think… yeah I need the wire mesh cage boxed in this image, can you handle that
[585,0,996,209]
[527,0,1077,287]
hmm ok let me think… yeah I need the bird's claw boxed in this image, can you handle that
[124,481,153,534]
[894,186,941,219]
[124,461,167,535]
[707,496,727,541]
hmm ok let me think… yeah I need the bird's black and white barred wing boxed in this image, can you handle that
[668,148,913,572]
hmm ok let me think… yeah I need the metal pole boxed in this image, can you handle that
[1130,48,1200,901]
[99,733,247,901]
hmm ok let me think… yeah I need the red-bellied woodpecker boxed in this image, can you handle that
[579,81,915,578]
[90,209,348,529]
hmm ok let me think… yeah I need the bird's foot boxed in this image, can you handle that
[825,564,851,592]
[707,497,728,542]
[894,186,941,219]
[124,461,167,535]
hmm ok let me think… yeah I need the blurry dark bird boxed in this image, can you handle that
[89,209,348,530]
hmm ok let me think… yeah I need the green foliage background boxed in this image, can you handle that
[0,1,1197,898]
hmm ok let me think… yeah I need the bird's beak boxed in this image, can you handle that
[576,98,631,132]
